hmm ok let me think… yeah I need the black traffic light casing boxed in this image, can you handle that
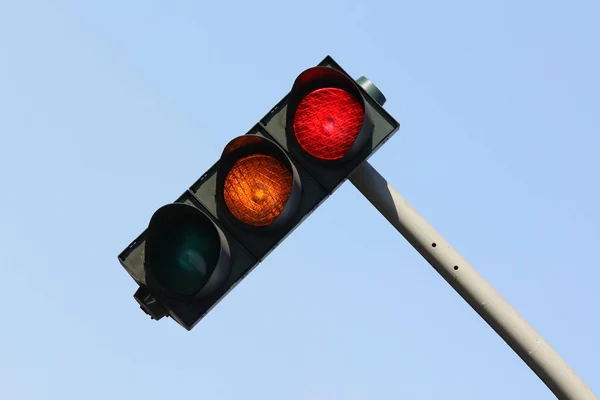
[117,55,400,331]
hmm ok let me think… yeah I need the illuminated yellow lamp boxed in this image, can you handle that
[223,154,293,227]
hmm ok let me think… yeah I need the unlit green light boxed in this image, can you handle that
[151,221,221,297]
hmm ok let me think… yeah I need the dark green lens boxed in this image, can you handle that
[150,219,221,297]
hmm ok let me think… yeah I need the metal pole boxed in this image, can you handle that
[349,161,597,399]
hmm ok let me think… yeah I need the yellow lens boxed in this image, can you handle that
[223,154,293,227]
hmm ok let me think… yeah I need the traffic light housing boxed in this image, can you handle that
[118,56,400,330]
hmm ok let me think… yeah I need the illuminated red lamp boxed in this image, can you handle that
[215,135,302,230]
[286,67,373,163]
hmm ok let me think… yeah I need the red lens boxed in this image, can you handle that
[292,87,364,161]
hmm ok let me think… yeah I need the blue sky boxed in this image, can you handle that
[1,0,599,399]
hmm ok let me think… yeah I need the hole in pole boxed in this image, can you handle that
[431,243,437,248]
[454,266,459,270]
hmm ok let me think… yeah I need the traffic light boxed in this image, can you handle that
[117,56,400,331]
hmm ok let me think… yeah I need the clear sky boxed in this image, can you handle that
[1,1,599,399]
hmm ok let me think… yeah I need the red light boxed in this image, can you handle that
[292,87,364,160]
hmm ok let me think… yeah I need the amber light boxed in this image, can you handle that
[223,154,293,227]
[293,87,364,161]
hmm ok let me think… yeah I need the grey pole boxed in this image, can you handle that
[353,77,597,400]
